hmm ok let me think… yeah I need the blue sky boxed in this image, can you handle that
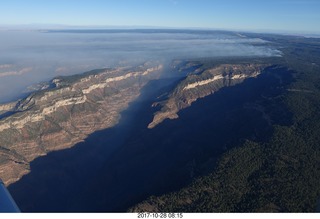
[1,0,320,33]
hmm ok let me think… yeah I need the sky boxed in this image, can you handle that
[0,0,320,33]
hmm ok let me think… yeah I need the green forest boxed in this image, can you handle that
[130,34,320,212]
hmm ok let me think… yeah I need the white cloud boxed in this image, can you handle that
[0,67,32,77]
[0,64,13,69]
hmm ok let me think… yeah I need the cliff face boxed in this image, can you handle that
[148,64,269,129]
[0,63,163,186]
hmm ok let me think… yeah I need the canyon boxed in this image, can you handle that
[0,60,277,212]
[0,61,270,188]
[2,59,299,212]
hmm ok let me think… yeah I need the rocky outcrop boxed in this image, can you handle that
[0,63,163,186]
[148,64,268,128]
[0,102,18,114]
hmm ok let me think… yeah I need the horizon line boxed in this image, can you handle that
[0,23,320,37]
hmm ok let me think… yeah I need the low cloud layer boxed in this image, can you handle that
[0,29,281,103]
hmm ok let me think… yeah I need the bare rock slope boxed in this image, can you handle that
[0,63,162,186]
[148,64,268,128]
